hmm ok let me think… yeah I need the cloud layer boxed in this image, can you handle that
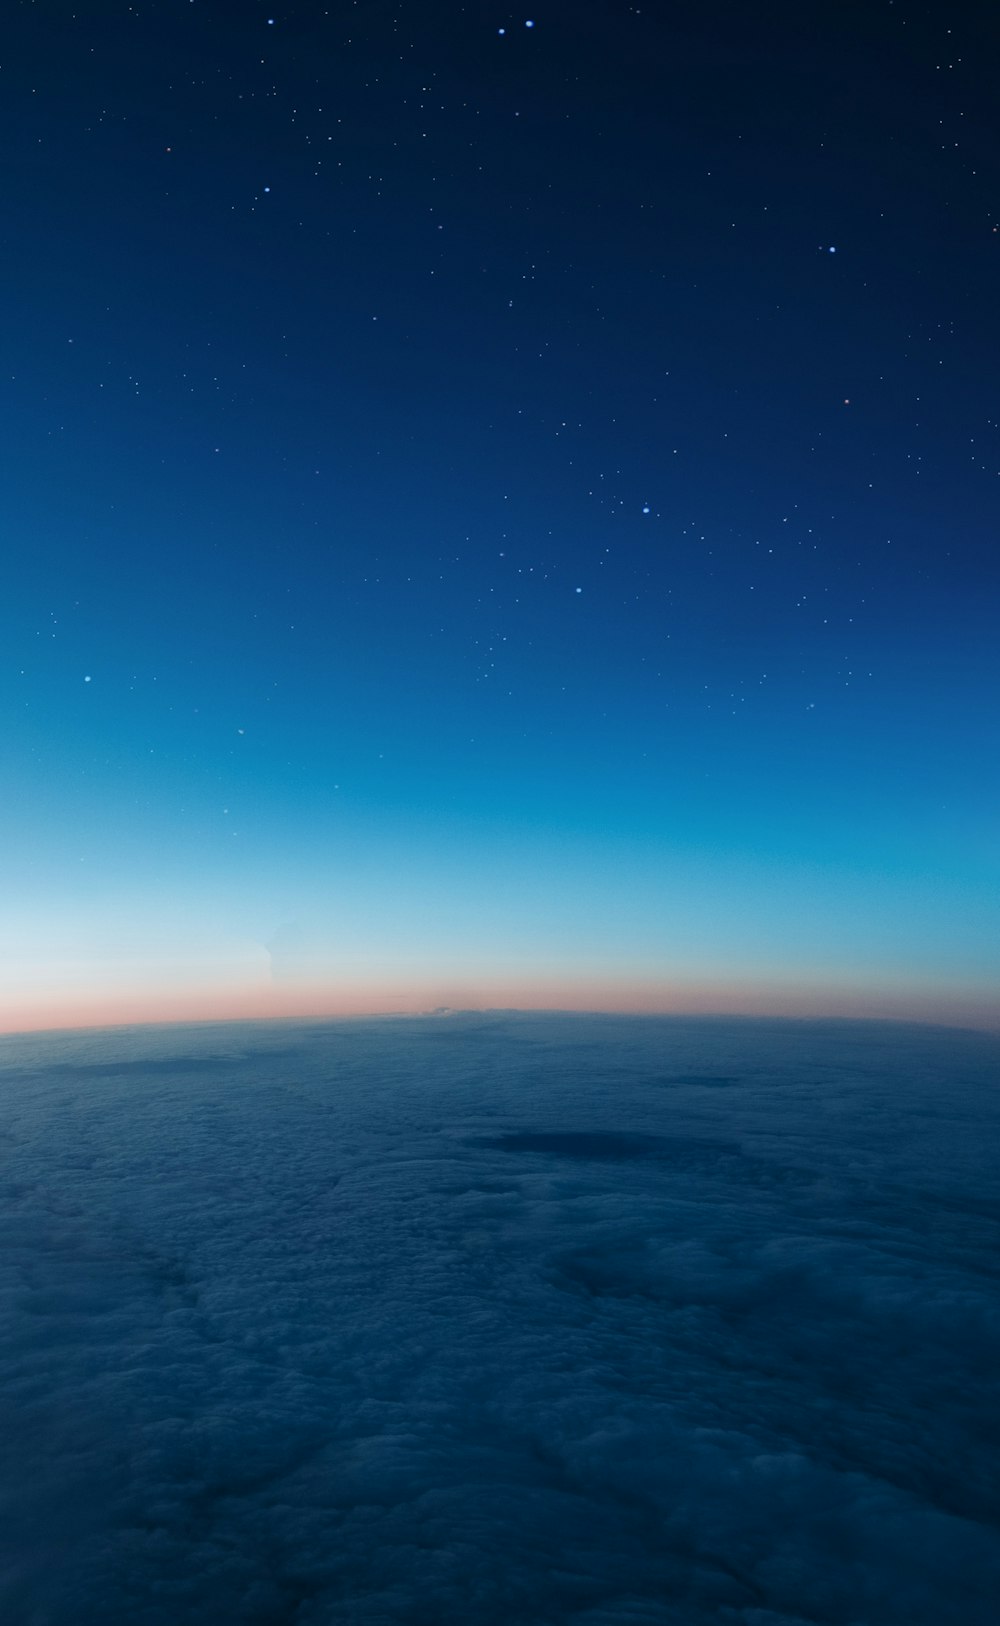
[1,1013,998,1623]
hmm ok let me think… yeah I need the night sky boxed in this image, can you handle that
[3,0,998,1031]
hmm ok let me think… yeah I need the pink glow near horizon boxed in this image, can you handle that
[3,972,997,1037]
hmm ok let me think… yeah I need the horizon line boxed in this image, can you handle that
[2,1004,997,1044]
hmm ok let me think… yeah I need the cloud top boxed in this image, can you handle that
[1,1013,998,1623]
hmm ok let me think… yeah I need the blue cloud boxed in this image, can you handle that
[1,1014,998,1623]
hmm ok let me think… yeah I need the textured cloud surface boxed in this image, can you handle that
[1,1013,998,1624]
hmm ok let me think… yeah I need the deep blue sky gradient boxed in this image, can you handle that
[2,0,998,1027]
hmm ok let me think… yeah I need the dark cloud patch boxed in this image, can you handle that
[665,1074,740,1086]
[472,1129,714,1161]
[1,1015,999,1624]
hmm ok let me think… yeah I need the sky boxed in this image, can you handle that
[2,0,998,1033]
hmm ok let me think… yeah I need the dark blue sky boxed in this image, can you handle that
[3,0,998,1030]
